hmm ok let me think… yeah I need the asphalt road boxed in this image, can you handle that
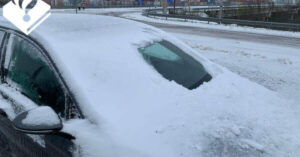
[134,20,300,49]
[106,10,300,49]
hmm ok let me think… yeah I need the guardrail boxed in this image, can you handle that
[143,4,299,12]
[143,9,300,31]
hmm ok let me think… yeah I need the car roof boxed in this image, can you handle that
[0,13,214,119]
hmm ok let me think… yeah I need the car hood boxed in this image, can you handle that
[1,14,299,157]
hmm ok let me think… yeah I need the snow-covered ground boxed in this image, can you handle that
[50,6,216,15]
[51,7,148,14]
[0,7,146,16]
[170,32,300,103]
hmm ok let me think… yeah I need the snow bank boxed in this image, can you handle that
[0,84,37,114]
[22,106,60,126]
[51,7,147,15]
[0,95,15,119]
[171,32,300,103]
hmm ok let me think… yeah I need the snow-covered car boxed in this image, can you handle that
[0,14,299,157]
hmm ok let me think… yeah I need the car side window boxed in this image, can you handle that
[0,30,5,58]
[6,35,65,116]
[0,31,5,53]
[0,31,4,42]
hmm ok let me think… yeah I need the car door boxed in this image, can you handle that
[0,29,14,157]
[0,32,77,157]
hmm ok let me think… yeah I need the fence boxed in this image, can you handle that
[143,8,300,31]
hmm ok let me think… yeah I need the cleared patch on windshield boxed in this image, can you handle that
[138,40,212,90]
[139,42,181,62]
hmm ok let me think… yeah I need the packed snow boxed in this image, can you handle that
[22,106,61,126]
[0,13,300,157]
[0,94,15,119]
[0,84,38,114]
[171,32,300,103]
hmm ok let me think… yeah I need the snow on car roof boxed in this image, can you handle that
[1,14,300,157]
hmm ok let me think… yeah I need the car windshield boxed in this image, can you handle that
[138,40,212,90]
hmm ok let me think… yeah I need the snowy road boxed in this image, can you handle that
[172,32,300,102]
[142,22,300,49]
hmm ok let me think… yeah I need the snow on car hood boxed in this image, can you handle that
[1,14,299,157]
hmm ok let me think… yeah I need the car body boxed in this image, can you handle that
[0,14,299,157]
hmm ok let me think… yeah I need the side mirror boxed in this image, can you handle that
[13,106,62,134]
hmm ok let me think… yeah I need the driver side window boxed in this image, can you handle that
[5,35,65,116]
[0,31,4,42]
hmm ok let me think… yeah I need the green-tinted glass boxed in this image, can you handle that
[139,42,181,62]
[7,36,65,116]
[138,40,212,90]
[0,31,4,42]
